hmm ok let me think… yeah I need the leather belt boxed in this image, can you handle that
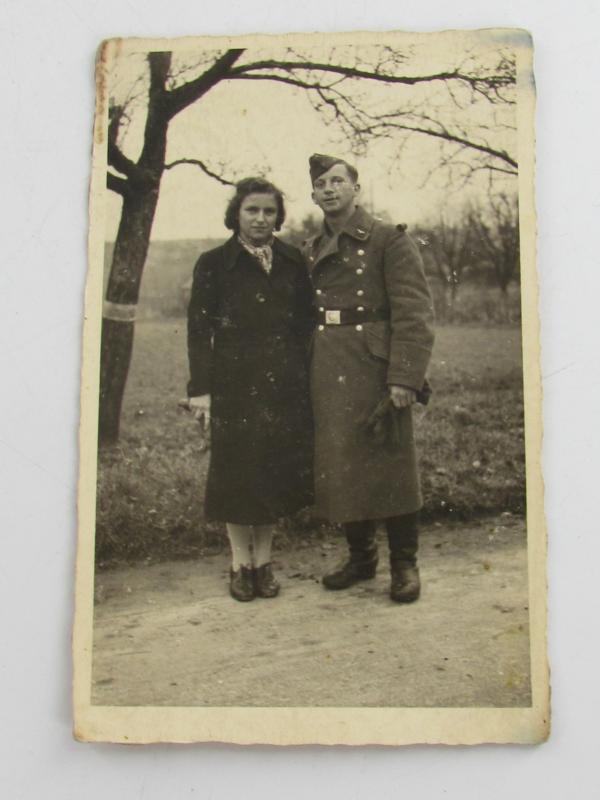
[315,308,389,325]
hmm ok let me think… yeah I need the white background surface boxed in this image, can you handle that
[1,1,599,797]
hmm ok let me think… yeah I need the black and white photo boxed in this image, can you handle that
[74,29,546,745]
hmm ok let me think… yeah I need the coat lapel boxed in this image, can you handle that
[312,232,340,268]
[307,206,375,272]
[223,236,245,271]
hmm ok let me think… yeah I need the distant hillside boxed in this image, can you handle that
[104,238,224,318]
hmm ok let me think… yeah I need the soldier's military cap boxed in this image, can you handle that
[309,153,354,183]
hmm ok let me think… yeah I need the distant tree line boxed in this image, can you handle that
[414,193,520,322]
[121,191,519,325]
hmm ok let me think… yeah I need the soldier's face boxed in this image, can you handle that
[311,164,360,217]
[238,193,278,245]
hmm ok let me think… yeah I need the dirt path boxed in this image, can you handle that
[92,515,530,707]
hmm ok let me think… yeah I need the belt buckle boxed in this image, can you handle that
[325,309,341,325]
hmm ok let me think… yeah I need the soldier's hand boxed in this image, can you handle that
[389,385,417,409]
[188,394,211,430]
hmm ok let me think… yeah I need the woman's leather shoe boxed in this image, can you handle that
[230,565,255,602]
[253,563,280,598]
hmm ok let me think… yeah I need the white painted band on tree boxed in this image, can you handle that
[102,301,137,322]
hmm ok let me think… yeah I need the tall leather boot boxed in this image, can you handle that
[386,512,421,603]
[322,521,378,590]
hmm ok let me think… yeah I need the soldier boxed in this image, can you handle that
[303,154,435,602]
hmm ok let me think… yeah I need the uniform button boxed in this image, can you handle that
[343,257,350,263]
[355,325,363,331]
[318,307,324,312]
[316,289,323,295]
[318,325,325,332]
[356,268,364,275]
[356,289,364,296]
[357,306,365,312]
[357,249,365,256]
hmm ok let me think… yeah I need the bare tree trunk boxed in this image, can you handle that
[99,318,135,444]
[449,280,459,320]
[498,285,509,323]
[99,51,171,445]
[442,282,454,321]
[99,183,160,444]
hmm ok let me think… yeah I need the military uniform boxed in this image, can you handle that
[303,204,435,523]
[304,153,435,601]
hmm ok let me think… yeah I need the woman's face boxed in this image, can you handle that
[238,192,278,245]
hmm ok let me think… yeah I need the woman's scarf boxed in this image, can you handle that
[238,236,273,274]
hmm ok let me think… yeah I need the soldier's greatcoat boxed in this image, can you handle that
[303,206,435,523]
[187,236,314,525]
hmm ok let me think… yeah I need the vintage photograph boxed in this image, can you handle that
[74,30,547,744]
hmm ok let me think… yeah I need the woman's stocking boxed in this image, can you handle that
[252,525,275,567]
[226,523,253,571]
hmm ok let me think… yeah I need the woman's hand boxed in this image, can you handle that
[389,385,417,409]
[188,394,211,430]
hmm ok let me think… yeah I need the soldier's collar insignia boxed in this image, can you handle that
[340,206,373,240]
[351,226,369,240]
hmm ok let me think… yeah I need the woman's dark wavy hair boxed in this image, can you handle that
[224,177,286,233]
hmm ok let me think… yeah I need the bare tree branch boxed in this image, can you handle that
[229,60,512,93]
[164,158,235,186]
[226,54,517,173]
[165,49,245,118]
[107,105,140,179]
[362,120,517,170]
[468,163,518,177]
[227,73,337,91]
[469,193,520,295]
[108,141,139,178]
[107,172,129,196]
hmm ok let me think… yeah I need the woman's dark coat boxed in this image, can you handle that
[187,236,314,524]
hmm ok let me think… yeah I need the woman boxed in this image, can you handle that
[186,177,314,602]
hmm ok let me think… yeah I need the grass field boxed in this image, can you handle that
[95,321,525,564]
